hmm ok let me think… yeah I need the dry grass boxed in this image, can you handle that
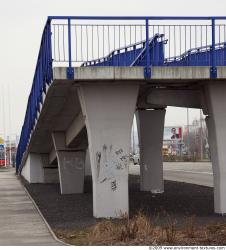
[55,211,226,246]
[87,210,157,245]
[162,216,177,243]
[184,215,196,238]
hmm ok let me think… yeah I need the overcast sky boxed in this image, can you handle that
[1,0,226,138]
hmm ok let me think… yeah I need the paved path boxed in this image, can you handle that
[129,161,213,187]
[0,167,62,246]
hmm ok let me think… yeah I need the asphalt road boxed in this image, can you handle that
[129,161,213,187]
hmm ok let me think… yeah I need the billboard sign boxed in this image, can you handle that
[164,127,182,141]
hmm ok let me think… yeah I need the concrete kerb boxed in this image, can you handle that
[19,178,69,246]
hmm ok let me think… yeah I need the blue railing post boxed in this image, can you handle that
[210,18,217,78]
[67,18,74,79]
[144,18,151,79]
[47,20,53,85]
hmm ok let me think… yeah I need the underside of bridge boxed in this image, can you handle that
[19,66,226,218]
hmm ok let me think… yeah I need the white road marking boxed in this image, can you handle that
[164,169,212,175]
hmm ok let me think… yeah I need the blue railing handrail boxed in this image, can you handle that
[48,16,226,21]
[82,34,165,67]
[166,41,226,63]
[16,20,53,172]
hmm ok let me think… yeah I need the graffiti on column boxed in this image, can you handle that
[96,151,101,178]
[62,153,84,171]
[95,144,129,191]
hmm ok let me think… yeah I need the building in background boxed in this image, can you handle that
[0,135,18,167]
[183,118,209,160]
[0,137,4,166]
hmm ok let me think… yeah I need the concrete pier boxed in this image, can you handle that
[204,82,226,214]
[52,132,85,194]
[78,83,139,218]
[136,109,165,193]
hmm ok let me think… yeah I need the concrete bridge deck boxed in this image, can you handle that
[0,168,62,245]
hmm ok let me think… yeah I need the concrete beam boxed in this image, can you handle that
[65,112,85,147]
[49,148,57,165]
[147,89,202,109]
[53,67,226,81]
[151,66,210,79]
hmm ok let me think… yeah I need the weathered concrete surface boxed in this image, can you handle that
[204,82,226,214]
[136,109,165,193]
[147,89,203,109]
[53,66,226,81]
[78,84,139,218]
[52,67,202,80]
[0,168,61,246]
[52,132,86,194]
[21,153,44,183]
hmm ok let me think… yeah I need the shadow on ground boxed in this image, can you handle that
[23,175,226,231]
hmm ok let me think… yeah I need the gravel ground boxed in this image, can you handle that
[23,175,226,232]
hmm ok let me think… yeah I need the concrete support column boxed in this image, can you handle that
[21,153,44,183]
[78,84,139,218]
[204,82,226,214]
[136,109,166,193]
[52,132,85,194]
[41,154,59,183]
[85,149,92,176]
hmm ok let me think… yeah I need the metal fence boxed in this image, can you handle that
[16,16,226,171]
[50,17,226,78]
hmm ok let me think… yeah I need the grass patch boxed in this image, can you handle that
[55,211,226,246]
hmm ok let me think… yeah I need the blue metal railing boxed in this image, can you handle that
[16,16,226,172]
[165,41,226,66]
[81,34,167,67]
[16,20,53,172]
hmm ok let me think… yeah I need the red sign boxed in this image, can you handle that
[0,159,5,167]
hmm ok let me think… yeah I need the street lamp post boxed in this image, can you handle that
[200,109,203,160]
[187,108,190,157]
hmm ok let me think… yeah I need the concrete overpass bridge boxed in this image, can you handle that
[16,16,226,218]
